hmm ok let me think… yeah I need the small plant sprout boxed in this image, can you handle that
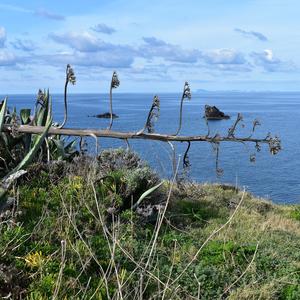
[59,64,76,129]
[137,95,160,134]
[174,81,191,136]
[108,71,120,130]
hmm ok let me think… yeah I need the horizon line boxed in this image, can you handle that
[2,89,300,95]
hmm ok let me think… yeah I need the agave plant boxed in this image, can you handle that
[0,98,26,175]
[0,89,78,178]
[0,96,53,202]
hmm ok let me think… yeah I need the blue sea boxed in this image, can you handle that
[3,91,300,204]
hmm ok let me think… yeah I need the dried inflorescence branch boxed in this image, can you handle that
[137,95,160,134]
[183,141,191,170]
[268,136,281,155]
[146,96,160,133]
[174,81,191,136]
[111,71,120,89]
[228,113,243,137]
[59,64,76,129]
[67,64,76,85]
[211,142,223,177]
[108,71,120,130]
[251,119,261,136]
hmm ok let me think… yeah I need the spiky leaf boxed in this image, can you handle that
[20,109,31,125]
[0,97,7,132]
[131,181,164,210]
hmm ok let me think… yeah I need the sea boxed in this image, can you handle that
[2,91,300,204]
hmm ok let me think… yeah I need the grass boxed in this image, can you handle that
[1,149,300,299]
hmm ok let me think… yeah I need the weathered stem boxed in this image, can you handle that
[174,93,185,136]
[2,124,273,145]
[107,71,120,130]
[59,77,68,129]
[107,87,113,130]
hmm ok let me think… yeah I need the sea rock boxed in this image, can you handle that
[204,105,230,120]
[90,112,119,119]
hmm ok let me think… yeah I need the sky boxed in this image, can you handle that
[0,0,300,93]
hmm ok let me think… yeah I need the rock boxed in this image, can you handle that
[89,112,119,119]
[204,105,230,120]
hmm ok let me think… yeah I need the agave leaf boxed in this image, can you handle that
[0,97,7,132]
[65,139,77,151]
[20,108,32,152]
[20,109,31,125]
[64,139,77,156]
[0,170,27,202]
[131,181,164,210]
[8,117,52,176]
[35,90,49,126]
[52,138,66,160]
[6,96,52,176]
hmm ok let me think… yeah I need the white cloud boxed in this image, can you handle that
[0,50,17,66]
[49,31,111,52]
[11,39,36,52]
[235,28,268,42]
[34,8,65,21]
[201,49,246,65]
[251,49,296,72]
[140,37,201,63]
[91,23,116,35]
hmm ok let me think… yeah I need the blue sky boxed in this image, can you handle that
[0,0,299,93]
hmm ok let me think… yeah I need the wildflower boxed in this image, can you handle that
[24,251,45,268]
[71,176,83,190]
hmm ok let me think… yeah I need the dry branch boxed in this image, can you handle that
[2,124,276,146]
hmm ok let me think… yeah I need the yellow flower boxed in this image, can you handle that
[70,176,83,191]
[24,251,45,268]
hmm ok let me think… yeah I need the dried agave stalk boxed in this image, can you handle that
[59,64,76,129]
[174,81,191,136]
[137,95,160,134]
[107,71,120,130]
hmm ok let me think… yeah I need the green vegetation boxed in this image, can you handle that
[1,149,300,299]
